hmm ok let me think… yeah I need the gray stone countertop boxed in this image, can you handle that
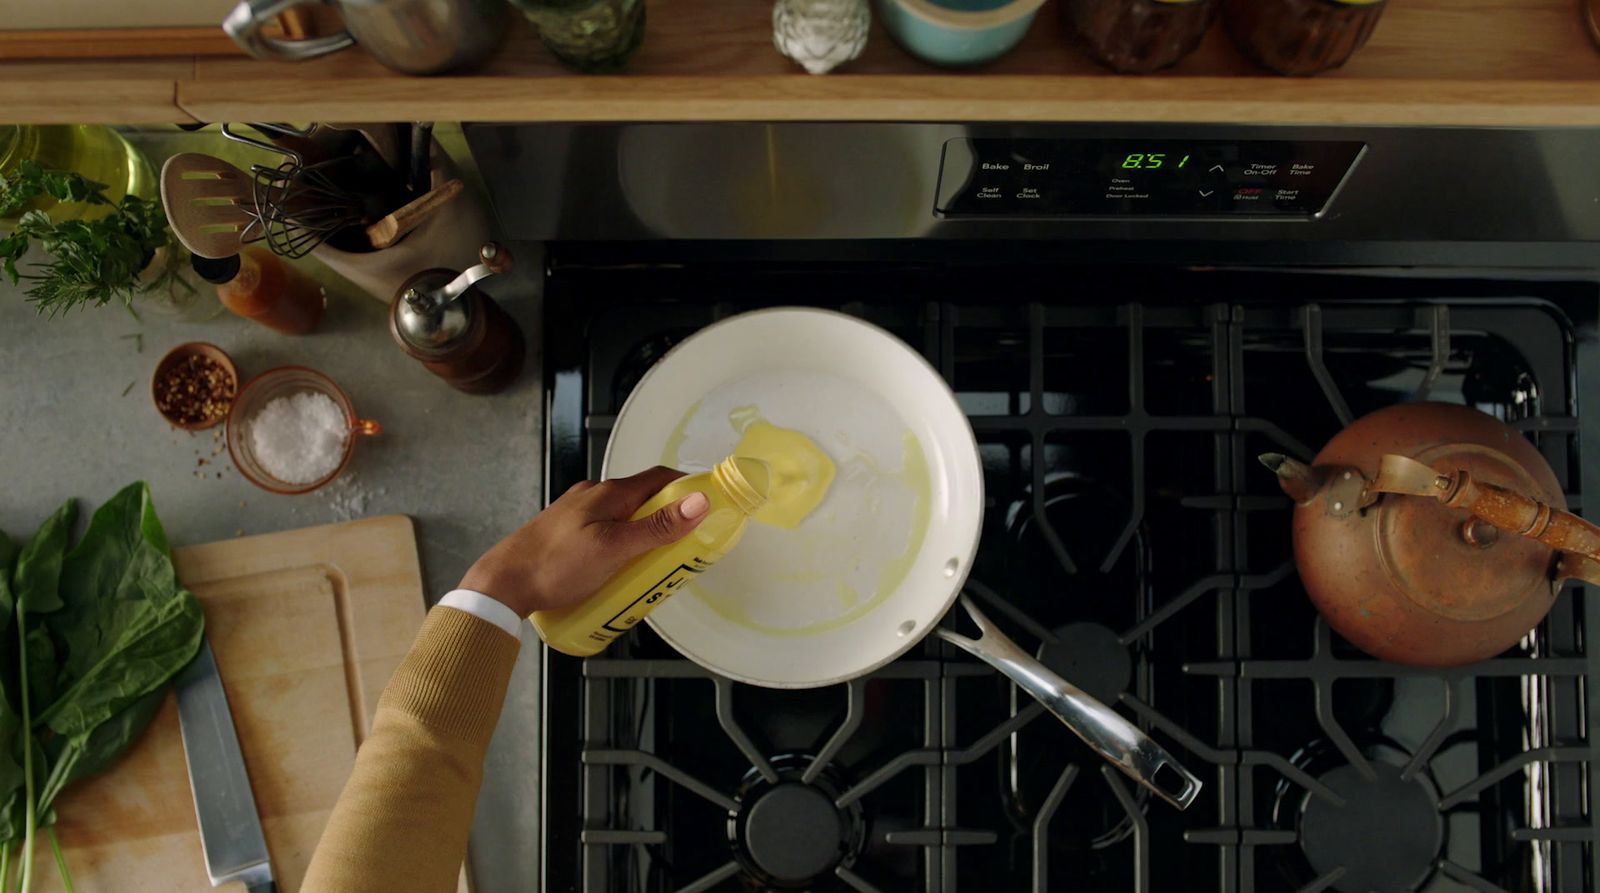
[0,129,544,892]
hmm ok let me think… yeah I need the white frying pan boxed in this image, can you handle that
[604,308,1203,809]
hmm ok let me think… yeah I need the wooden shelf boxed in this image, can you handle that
[4,0,1599,126]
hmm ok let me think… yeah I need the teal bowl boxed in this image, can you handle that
[876,0,1044,67]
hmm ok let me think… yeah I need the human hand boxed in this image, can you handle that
[459,466,711,617]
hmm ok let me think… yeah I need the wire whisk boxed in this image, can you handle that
[251,158,375,259]
[222,121,411,258]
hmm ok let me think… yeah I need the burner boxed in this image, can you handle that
[746,785,843,881]
[729,755,865,889]
[1298,762,1443,893]
[1037,622,1131,704]
[998,472,1150,849]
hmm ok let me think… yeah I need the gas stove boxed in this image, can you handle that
[467,120,1600,893]
[538,263,1598,893]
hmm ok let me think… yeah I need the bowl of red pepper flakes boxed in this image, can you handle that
[151,342,239,431]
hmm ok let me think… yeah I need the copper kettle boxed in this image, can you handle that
[1262,402,1600,667]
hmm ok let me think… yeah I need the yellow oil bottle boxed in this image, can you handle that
[532,456,770,656]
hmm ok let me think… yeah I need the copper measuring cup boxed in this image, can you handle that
[226,366,381,495]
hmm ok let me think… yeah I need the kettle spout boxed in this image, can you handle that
[1259,453,1324,504]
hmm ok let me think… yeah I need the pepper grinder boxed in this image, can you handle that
[389,242,525,394]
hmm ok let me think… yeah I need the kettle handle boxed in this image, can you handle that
[1434,467,1600,587]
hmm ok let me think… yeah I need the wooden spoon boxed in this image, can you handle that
[365,178,464,250]
[160,153,258,259]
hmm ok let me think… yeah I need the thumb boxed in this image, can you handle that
[603,491,711,560]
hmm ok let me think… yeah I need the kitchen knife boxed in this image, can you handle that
[174,638,276,893]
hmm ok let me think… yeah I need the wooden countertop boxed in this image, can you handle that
[4,0,1598,126]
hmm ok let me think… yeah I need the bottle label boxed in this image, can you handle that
[588,561,707,645]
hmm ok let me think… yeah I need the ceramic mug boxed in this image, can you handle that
[877,0,1045,66]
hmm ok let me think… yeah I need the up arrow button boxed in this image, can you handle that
[1209,164,1225,173]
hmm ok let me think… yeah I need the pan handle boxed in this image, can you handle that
[935,594,1203,811]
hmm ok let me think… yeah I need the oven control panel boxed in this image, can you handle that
[935,138,1365,218]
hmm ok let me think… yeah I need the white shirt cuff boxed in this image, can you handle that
[437,588,523,639]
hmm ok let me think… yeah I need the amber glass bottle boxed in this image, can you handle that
[191,248,326,335]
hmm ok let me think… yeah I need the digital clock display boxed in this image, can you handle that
[935,139,1366,218]
[1119,152,1189,170]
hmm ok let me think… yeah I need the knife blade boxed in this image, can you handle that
[174,638,276,893]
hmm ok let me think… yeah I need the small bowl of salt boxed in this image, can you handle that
[227,366,381,495]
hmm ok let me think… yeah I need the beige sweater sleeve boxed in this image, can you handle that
[300,606,521,893]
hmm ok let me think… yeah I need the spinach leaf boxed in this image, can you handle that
[0,535,25,848]
[21,631,52,720]
[0,484,203,893]
[12,502,72,616]
[0,533,18,619]
[36,582,199,738]
[35,688,166,818]
[37,483,202,738]
[8,502,71,784]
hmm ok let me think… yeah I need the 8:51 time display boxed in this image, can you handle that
[1120,152,1190,170]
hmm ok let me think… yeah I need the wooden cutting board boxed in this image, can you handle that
[34,515,428,893]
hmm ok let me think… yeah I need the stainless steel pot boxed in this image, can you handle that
[223,0,508,75]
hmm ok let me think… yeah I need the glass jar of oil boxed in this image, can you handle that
[0,125,156,222]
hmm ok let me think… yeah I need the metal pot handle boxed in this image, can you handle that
[223,0,355,62]
[1373,454,1600,586]
[934,594,1203,811]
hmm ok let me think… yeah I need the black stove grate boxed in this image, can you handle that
[542,266,1598,893]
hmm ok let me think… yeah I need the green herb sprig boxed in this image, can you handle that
[0,162,178,317]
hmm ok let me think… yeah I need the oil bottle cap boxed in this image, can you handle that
[189,253,241,284]
[714,456,770,514]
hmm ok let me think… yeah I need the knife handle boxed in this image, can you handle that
[247,882,277,893]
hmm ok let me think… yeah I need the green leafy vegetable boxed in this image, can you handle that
[0,536,24,853]
[20,634,51,726]
[41,485,201,737]
[36,688,165,817]
[0,164,108,220]
[0,534,17,616]
[0,483,204,893]
[0,161,180,317]
[11,504,72,618]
